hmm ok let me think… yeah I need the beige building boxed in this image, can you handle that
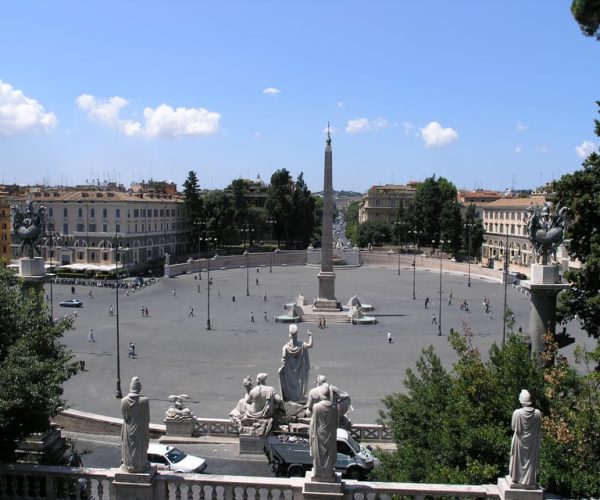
[359,184,416,224]
[11,188,188,273]
[481,197,539,271]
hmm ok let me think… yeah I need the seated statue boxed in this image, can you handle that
[347,295,362,308]
[245,373,285,420]
[349,305,364,319]
[229,375,254,425]
[165,394,193,419]
[296,293,307,306]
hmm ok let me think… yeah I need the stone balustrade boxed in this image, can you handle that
[0,463,502,500]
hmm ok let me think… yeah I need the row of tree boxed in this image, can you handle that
[183,169,322,251]
[344,176,485,258]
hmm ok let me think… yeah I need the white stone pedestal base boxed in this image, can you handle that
[164,417,194,437]
[497,476,543,500]
[19,257,45,277]
[302,471,343,499]
[114,466,157,500]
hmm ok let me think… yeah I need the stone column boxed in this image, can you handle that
[521,264,568,359]
[314,130,338,311]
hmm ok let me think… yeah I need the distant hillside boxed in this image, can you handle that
[313,189,363,197]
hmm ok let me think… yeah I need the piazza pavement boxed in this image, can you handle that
[52,260,590,427]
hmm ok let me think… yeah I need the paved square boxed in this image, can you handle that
[54,263,589,425]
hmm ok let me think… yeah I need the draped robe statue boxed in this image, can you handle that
[121,377,151,473]
[245,373,284,419]
[308,383,338,482]
[509,389,541,486]
[278,324,313,403]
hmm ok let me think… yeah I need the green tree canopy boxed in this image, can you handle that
[356,220,391,247]
[572,0,600,39]
[182,171,204,252]
[343,200,360,244]
[554,102,600,341]
[0,268,78,462]
[463,203,485,260]
[266,169,294,247]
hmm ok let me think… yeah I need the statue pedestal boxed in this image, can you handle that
[497,476,542,500]
[303,471,343,499]
[17,257,48,294]
[113,467,157,500]
[521,265,569,358]
[164,417,194,437]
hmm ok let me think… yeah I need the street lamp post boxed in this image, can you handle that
[397,249,401,275]
[409,229,421,300]
[46,229,59,324]
[244,250,249,296]
[393,221,402,275]
[114,236,125,399]
[464,223,473,288]
[502,229,510,345]
[433,237,446,336]
[207,253,216,330]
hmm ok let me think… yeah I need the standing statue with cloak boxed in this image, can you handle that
[278,324,313,403]
[121,377,151,473]
[308,383,338,482]
[509,389,541,486]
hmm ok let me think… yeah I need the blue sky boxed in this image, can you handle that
[1,1,599,193]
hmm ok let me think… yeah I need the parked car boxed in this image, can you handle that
[59,299,83,308]
[147,444,207,473]
[509,271,528,280]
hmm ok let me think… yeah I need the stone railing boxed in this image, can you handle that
[349,424,393,442]
[193,418,238,438]
[0,463,504,500]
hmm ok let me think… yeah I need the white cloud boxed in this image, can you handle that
[322,125,339,135]
[262,87,281,95]
[515,145,522,153]
[337,101,344,108]
[402,121,414,134]
[252,131,261,139]
[77,94,220,138]
[0,79,57,136]
[537,145,549,153]
[575,140,596,159]
[420,121,458,148]
[345,117,393,134]
[516,121,528,132]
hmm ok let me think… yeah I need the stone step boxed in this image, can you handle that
[301,314,351,324]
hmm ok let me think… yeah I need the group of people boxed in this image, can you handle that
[140,306,150,317]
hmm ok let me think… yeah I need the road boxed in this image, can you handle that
[67,432,273,476]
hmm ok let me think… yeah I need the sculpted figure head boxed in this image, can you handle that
[519,389,532,407]
[316,374,327,386]
[130,376,142,394]
[289,324,298,339]
[256,373,268,385]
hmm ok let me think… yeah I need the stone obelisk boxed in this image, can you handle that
[314,126,338,311]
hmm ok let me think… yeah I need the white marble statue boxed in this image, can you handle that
[307,375,353,427]
[509,389,541,486]
[229,375,254,424]
[308,383,338,482]
[165,394,193,419]
[245,373,284,419]
[121,377,151,473]
[278,324,313,403]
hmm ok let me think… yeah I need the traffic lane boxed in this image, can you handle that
[69,435,273,477]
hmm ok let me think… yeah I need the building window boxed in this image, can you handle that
[78,208,83,218]
[88,223,96,232]
[103,224,108,232]
[116,208,121,218]
[78,251,84,260]
[63,208,68,217]
[103,252,109,261]
[134,209,139,218]
[142,224,145,232]
[135,224,138,232]
[160,209,164,217]
[103,208,108,218]
[63,223,69,234]
[154,209,158,217]
[127,210,131,218]
[142,209,146,217]
[76,223,84,232]
[116,224,121,233]
[91,252,96,261]
[90,208,95,218]
[48,208,53,217]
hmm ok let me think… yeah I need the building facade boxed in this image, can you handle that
[10,188,189,273]
[359,184,416,224]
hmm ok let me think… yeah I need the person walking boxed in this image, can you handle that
[431,313,437,325]
[88,290,94,300]
[140,306,145,318]
[387,332,392,343]
[172,289,176,297]
[424,297,430,309]
[250,311,255,323]
[188,306,194,317]
[263,311,268,321]
[322,317,327,328]
[109,305,114,317]
[217,290,222,299]
[145,306,149,317]
[256,278,259,286]
[88,329,96,342]
[128,342,136,358]
[318,318,323,329]
[263,292,267,302]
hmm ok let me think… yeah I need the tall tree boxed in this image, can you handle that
[291,173,316,248]
[344,201,360,244]
[0,268,78,462]
[182,171,204,252]
[572,0,600,39]
[203,190,235,248]
[266,169,293,247]
[463,203,485,260]
[554,103,600,341]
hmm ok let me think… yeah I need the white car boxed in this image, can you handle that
[147,443,207,473]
